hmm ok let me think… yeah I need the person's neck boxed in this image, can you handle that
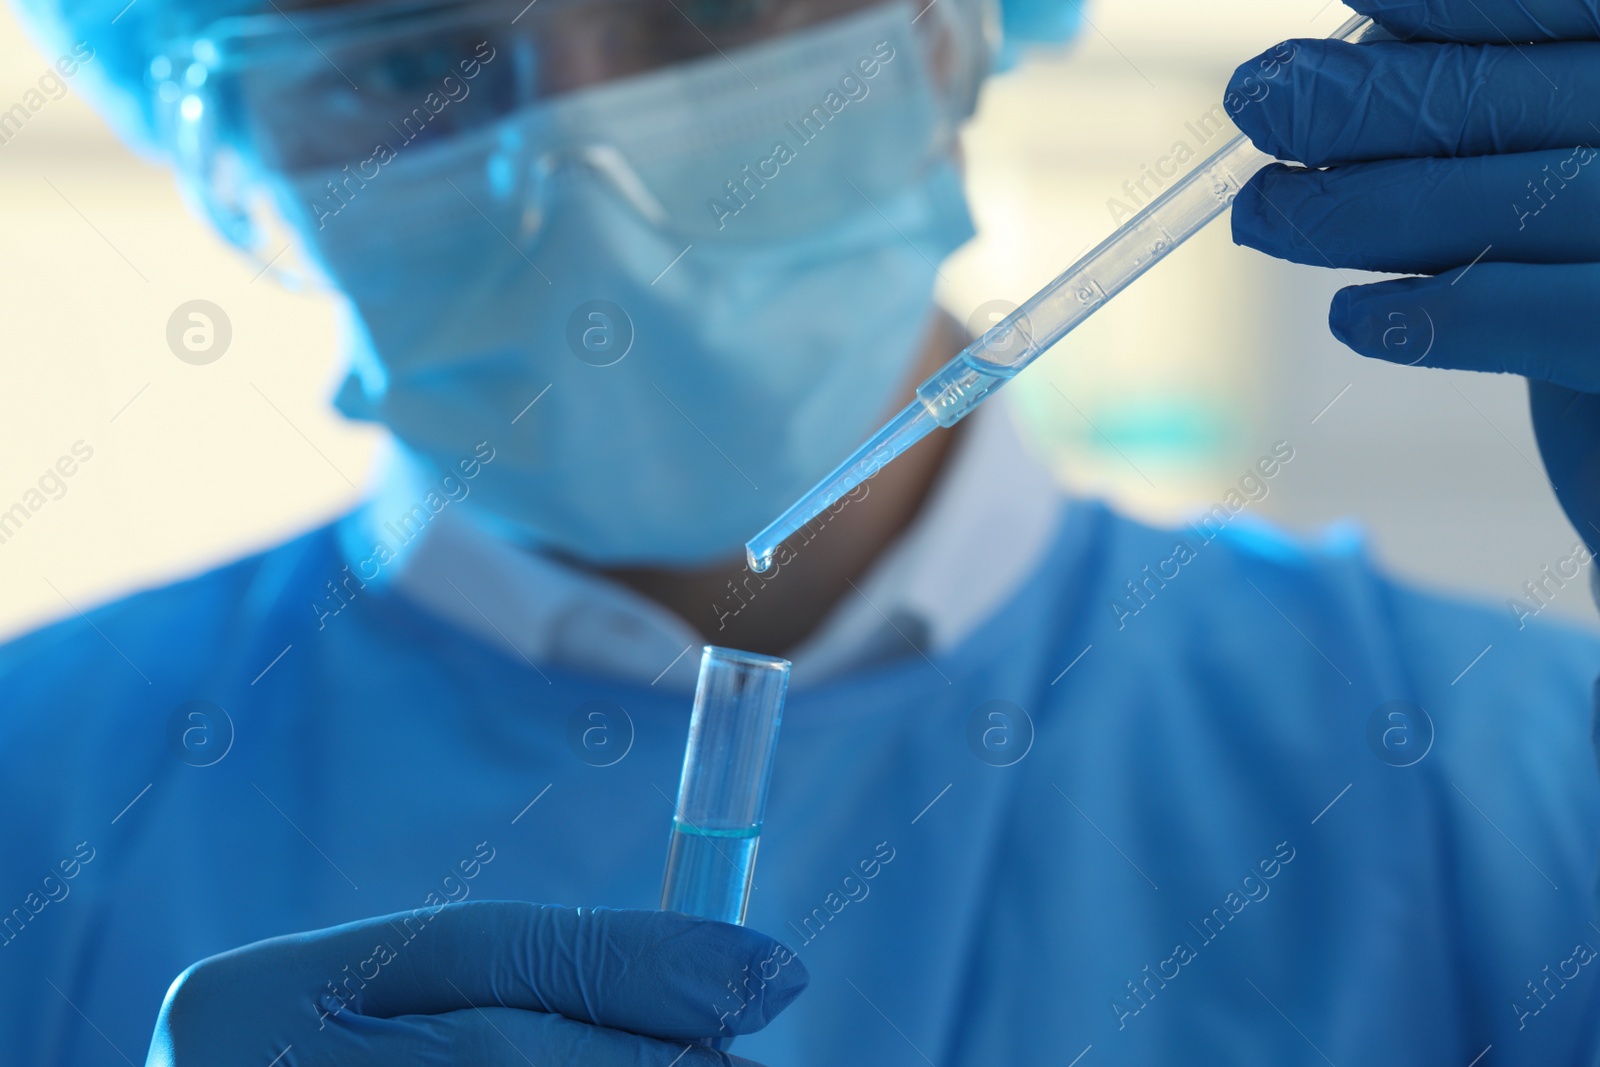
[603,310,967,656]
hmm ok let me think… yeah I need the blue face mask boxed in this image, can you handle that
[280,3,977,567]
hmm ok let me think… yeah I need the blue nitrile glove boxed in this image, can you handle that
[1228,0,1600,554]
[146,902,807,1065]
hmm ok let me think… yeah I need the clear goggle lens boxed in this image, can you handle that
[151,0,997,274]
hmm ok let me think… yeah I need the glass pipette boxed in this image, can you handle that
[747,12,1378,574]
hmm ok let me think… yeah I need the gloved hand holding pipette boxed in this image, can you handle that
[1230,0,1600,556]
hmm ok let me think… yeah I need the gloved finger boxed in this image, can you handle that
[326,1006,765,1066]
[1327,263,1600,391]
[354,903,802,1038]
[1234,150,1600,273]
[204,902,805,1040]
[1529,380,1600,553]
[1347,0,1600,43]
[1229,40,1600,167]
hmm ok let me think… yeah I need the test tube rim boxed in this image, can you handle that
[701,645,792,673]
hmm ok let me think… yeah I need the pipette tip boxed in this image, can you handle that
[743,400,938,577]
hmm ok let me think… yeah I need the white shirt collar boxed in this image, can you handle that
[340,399,1066,691]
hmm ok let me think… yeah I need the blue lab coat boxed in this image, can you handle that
[2,502,1597,1065]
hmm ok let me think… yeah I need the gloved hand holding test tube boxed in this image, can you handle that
[746,10,1385,574]
[661,646,793,1050]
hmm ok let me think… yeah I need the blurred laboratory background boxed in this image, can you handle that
[0,0,1591,640]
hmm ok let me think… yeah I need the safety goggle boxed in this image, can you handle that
[151,0,998,264]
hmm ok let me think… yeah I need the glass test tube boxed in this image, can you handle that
[660,646,790,925]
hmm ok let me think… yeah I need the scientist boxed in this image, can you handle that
[3,0,1600,1063]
